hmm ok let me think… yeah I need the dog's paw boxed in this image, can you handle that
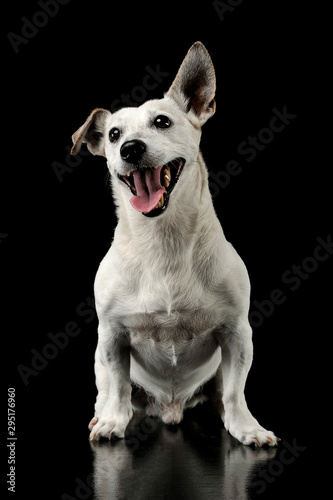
[88,416,99,431]
[89,405,133,441]
[223,405,279,447]
[230,426,279,447]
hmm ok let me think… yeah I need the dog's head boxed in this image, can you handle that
[71,42,216,218]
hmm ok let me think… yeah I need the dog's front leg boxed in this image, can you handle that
[218,324,278,447]
[89,324,133,441]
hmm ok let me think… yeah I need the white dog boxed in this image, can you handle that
[71,42,278,447]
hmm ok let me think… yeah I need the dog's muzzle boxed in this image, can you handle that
[118,158,185,218]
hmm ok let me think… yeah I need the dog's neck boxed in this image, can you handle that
[112,154,223,262]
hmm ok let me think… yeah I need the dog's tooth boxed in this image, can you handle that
[163,166,171,187]
[126,171,131,177]
[155,194,164,210]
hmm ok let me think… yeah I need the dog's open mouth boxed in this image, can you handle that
[118,158,185,217]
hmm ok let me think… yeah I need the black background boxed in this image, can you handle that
[3,1,330,499]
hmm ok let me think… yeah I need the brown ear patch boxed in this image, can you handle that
[71,108,111,156]
[182,65,215,116]
[167,42,216,124]
[207,99,216,113]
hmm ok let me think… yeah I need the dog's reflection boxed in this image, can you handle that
[90,407,277,500]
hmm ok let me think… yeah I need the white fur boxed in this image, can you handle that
[74,42,278,446]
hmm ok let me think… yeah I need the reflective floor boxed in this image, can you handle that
[81,404,308,500]
[12,376,316,500]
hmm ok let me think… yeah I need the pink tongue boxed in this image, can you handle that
[130,165,166,213]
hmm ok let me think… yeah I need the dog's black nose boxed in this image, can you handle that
[120,140,146,164]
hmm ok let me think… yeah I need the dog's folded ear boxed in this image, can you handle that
[71,108,111,156]
[166,41,216,126]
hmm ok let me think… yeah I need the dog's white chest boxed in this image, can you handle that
[129,340,221,404]
[170,344,177,366]
[127,305,222,404]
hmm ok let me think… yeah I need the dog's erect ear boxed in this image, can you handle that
[71,108,111,156]
[166,42,216,125]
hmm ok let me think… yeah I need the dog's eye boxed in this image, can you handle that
[154,115,171,129]
[109,128,120,142]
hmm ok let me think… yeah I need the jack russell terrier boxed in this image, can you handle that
[71,42,278,447]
